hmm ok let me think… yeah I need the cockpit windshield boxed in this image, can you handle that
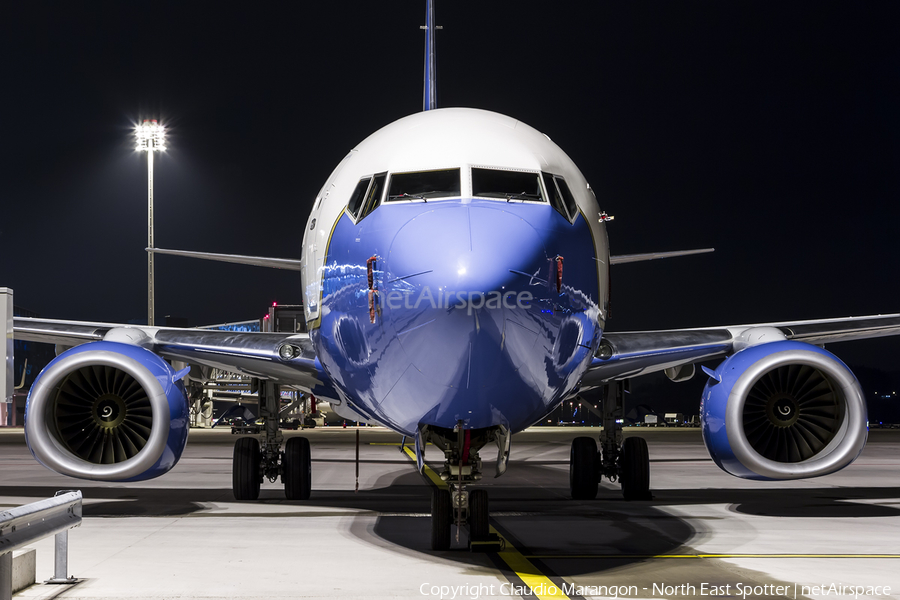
[387,168,460,201]
[471,168,544,202]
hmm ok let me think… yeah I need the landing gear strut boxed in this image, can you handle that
[568,381,651,501]
[420,422,506,551]
[232,379,312,501]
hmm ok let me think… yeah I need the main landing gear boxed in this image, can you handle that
[421,422,508,551]
[569,381,651,501]
[233,380,312,501]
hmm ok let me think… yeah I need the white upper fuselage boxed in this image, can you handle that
[301,108,609,323]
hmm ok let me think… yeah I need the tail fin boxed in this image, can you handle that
[423,0,437,111]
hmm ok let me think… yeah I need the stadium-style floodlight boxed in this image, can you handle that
[135,119,166,326]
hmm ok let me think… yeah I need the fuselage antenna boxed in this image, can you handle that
[422,0,438,111]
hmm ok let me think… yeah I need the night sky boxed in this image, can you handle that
[2,3,899,408]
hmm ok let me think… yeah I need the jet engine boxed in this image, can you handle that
[701,340,867,480]
[25,341,190,482]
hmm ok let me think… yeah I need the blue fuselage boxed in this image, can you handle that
[312,199,602,435]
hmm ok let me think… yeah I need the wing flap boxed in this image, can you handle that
[13,317,112,346]
[766,314,900,345]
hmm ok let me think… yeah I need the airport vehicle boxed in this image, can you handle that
[231,419,261,435]
[664,413,685,426]
[11,0,900,551]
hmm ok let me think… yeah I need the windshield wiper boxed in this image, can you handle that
[505,192,541,202]
[389,193,427,202]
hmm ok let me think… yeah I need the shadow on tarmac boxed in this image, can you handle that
[4,481,897,519]
[3,468,900,576]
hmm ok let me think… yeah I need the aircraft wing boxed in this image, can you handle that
[12,317,329,392]
[583,313,900,386]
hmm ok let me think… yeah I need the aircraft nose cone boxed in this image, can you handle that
[384,204,547,389]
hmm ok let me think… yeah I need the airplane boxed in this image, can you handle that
[10,0,900,551]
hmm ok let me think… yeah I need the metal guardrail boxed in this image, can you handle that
[0,490,82,600]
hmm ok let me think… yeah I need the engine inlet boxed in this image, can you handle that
[742,364,842,463]
[54,366,154,464]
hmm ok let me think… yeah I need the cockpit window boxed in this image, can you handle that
[387,168,460,201]
[471,168,544,202]
[554,177,578,219]
[347,178,371,217]
[542,173,578,221]
[359,173,386,219]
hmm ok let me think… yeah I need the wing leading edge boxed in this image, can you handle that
[18,312,900,395]
[584,313,900,386]
[13,317,331,393]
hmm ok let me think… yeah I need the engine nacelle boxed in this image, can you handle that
[701,340,867,480]
[25,341,190,482]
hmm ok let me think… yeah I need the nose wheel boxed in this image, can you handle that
[430,486,497,551]
[431,489,452,550]
[468,489,490,540]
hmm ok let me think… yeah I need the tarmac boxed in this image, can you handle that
[1,426,899,600]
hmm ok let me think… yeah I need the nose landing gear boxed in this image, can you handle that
[569,381,651,501]
[421,423,506,551]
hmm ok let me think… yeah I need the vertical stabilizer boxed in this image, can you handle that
[423,0,437,111]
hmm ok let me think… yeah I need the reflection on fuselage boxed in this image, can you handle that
[312,199,602,435]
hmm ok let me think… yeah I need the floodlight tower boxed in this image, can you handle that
[135,119,166,326]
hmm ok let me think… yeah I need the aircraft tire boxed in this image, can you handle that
[569,436,599,500]
[233,437,261,500]
[621,436,651,501]
[284,436,312,500]
[468,489,489,541]
[431,488,452,551]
